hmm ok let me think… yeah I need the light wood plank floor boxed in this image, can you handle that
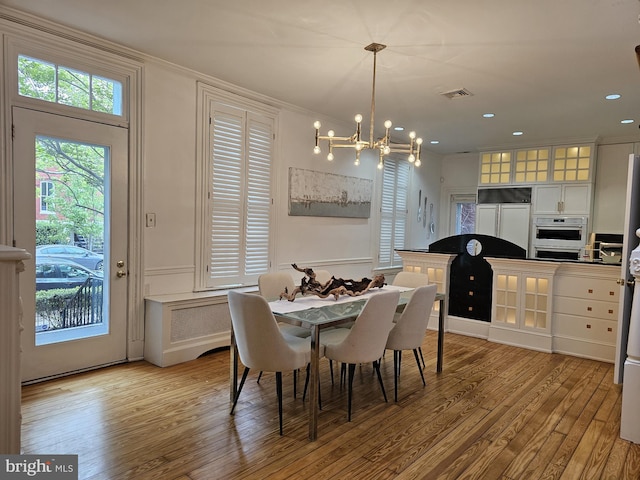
[21,332,640,479]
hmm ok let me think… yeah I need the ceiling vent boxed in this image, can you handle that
[440,88,473,99]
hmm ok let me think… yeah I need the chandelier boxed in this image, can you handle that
[313,43,423,169]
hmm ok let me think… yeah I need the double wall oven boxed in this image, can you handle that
[531,216,588,261]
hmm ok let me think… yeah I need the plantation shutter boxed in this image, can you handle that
[209,104,272,287]
[379,159,409,268]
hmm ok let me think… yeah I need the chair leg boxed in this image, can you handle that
[373,360,388,403]
[293,369,297,399]
[231,367,250,415]
[302,364,322,410]
[347,363,356,421]
[413,349,426,386]
[393,350,401,402]
[302,364,310,401]
[257,371,263,383]
[276,371,283,436]
[329,359,334,385]
[418,346,426,369]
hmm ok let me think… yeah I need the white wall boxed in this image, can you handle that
[142,62,199,295]
[405,150,444,250]
[438,152,479,238]
[140,62,411,295]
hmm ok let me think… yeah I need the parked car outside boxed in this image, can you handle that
[35,256,104,291]
[36,244,103,270]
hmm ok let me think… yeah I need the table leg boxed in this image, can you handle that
[229,326,238,402]
[309,325,320,441]
[437,298,444,373]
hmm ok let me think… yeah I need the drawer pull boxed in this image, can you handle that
[587,307,592,312]
[609,309,614,314]
[469,291,474,296]
[588,289,593,294]
[470,275,475,281]
[608,327,613,332]
[468,306,473,311]
[610,291,615,296]
[587,324,592,329]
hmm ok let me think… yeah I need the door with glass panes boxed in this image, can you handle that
[13,107,128,382]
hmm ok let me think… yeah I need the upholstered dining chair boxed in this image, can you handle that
[313,269,332,286]
[319,289,400,421]
[385,284,438,401]
[258,272,310,338]
[228,290,312,435]
[392,271,430,288]
[257,272,311,391]
[392,271,430,368]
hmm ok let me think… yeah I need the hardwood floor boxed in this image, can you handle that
[21,332,640,479]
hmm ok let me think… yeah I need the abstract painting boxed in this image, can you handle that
[288,167,372,218]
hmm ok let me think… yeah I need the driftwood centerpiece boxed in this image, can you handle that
[280,263,385,301]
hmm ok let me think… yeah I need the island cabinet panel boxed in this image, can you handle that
[397,250,622,363]
[486,258,559,352]
[394,251,455,331]
[552,263,620,363]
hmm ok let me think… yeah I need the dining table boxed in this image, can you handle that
[229,284,446,441]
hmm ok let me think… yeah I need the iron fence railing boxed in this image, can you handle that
[35,278,104,332]
[60,277,103,328]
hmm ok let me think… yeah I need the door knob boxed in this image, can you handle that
[617,278,634,286]
[116,270,127,278]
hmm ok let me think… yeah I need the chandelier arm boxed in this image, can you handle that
[312,42,422,168]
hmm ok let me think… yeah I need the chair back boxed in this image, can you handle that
[392,271,429,288]
[325,289,400,364]
[314,269,332,285]
[386,284,438,351]
[227,290,308,372]
[258,272,295,301]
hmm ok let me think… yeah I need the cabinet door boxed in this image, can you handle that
[476,204,497,236]
[533,184,591,215]
[499,204,531,252]
[533,185,563,214]
[562,184,591,215]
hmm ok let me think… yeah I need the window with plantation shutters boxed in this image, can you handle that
[379,158,409,268]
[208,103,273,288]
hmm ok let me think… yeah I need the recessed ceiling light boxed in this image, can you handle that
[512,131,524,136]
[394,126,404,131]
[482,113,495,118]
[430,140,440,144]
[621,119,635,124]
[605,94,621,100]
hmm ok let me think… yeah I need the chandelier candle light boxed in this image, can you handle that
[313,43,423,170]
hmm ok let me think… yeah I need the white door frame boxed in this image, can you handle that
[13,107,130,382]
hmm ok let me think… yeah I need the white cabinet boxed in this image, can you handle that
[476,203,530,253]
[487,258,560,352]
[553,263,619,363]
[144,291,232,367]
[533,183,591,215]
[593,143,633,233]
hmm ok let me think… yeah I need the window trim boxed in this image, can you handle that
[7,36,131,128]
[195,82,278,291]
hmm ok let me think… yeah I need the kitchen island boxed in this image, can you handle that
[397,247,620,363]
